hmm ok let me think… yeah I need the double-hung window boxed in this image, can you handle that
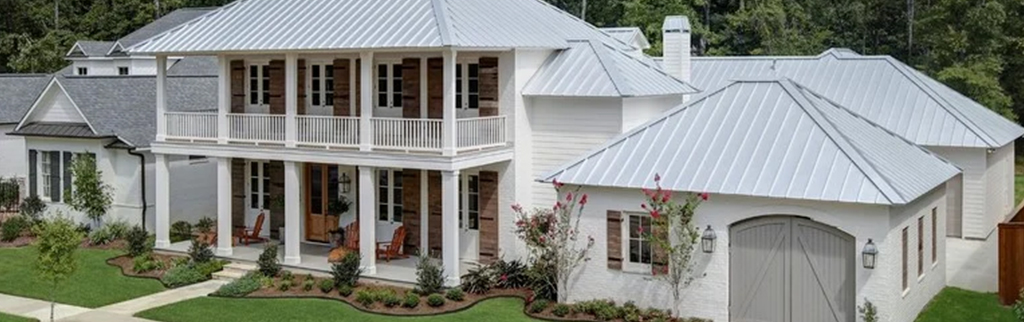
[118,67,129,75]
[378,170,403,223]
[41,153,53,199]
[35,151,78,202]
[622,212,652,273]
[76,67,88,76]
[310,64,335,107]
[456,63,480,110]
[248,64,270,107]
[459,174,480,230]
[249,161,270,210]
[376,64,402,108]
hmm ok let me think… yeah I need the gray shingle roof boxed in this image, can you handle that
[167,56,218,76]
[10,123,107,138]
[690,49,1024,148]
[67,41,116,58]
[0,75,52,124]
[127,0,633,54]
[523,40,698,97]
[542,79,960,206]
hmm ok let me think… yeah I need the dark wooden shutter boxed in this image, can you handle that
[28,150,37,197]
[402,58,421,118]
[230,60,246,113]
[297,59,307,115]
[607,210,623,270]
[269,60,285,115]
[427,171,442,257]
[478,171,499,264]
[478,57,499,117]
[231,159,246,233]
[268,161,284,239]
[333,59,351,117]
[355,59,362,117]
[49,151,60,202]
[427,58,443,119]
[63,152,73,200]
[402,170,421,254]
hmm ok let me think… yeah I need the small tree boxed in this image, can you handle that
[65,154,112,226]
[858,299,878,322]
[0,177,19,211]
[640,174,704,306]
[512,180,594,303]
[34,212,84,322]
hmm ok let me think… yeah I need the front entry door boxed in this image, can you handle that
[305,164,339,243]
[729,216,855,322]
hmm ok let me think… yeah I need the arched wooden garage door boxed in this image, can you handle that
[729,216,855,322]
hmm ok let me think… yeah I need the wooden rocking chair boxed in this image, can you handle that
[235,212,266,245]
[376,226,408,262]
[329,221,360,263]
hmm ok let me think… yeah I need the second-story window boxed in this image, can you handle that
[118,67,129,75]
[376,64,402,108]
[456,63,480,110]
[77,67,88,76]
[310,64,334,107]
[249,64,270,106]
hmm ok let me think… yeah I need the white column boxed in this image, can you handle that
[216,157,233,256]
[349,58,357,117]
[420,169,428,255]
[217,55,230,144]
[284,161,301,265]
[285,53,298,147]
[442,49,458,156]
[358,166,377,274]
[156,55,167,142]
[441,169,460,286]
[154,154,170,248]
[359,52,374,151]
[420,57,428,119]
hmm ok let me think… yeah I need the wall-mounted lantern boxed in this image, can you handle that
[701,225,716,253]
[340,173,352,194]
[862,239,878,269]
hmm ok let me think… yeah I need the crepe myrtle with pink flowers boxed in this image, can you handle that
[512,179,594,303]
[640,174,706,307]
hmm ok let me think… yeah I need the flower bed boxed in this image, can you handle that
[106,253,185,280]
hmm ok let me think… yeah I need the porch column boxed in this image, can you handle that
[216,157,233,256]
[284,161,301,265]
[156,55,167,142]
[217,55,229,144]
[285,53,298,148]
[441,170,460,286]
[420,169,428,254]
[154,154,170,248]
[359,52,374,151]
[358,166,377,274]
[442,49,457,156]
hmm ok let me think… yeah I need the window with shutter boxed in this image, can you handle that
[606,210,623,270]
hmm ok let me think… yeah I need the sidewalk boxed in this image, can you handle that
[0,280,226,322]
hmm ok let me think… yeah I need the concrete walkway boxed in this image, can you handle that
[0,280,226,322]
[946,233,998,293]
[92,280,226,316]
[0,293,91,321]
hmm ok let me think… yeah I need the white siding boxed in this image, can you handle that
[928,146,990,239]
[620,95,681,132]
[25,86,86,125]
[0,124,27,180]
[986,144,1015,224]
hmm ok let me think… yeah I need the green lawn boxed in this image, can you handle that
[137,297,538,322]
[1016,175,1024,205]
[0,247,166,308]
[0,312,36,322]
[916,287,1017,322]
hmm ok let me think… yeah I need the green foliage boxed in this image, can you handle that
[493,259,529,289]
[318,279,333,293]
[32,214,84,321]
[640,175,704,303]
[277,279,292,292]
[187,239,213,264]
[445,288,465,302]
[170,221,193,243]
[132,254,164,273]
[89,219,130,245]
[195,217,214,234]
[526,257,557,302]
[258,243,281,277]
[460,265,494,294]
[355,290,375,307]
[0,177,19,211]
[214,273,261,297]
[1,215,30,242]
[280,270,294,282]
[330,251,362,288]
[403,292,420,308]
[858,298,878,322]
[125,225,150,257]
[529,299,549,313]
[162,265,206,287]
[552,303,570,317]
[337,285,353,297]
[302,279,314,292]
[415,255,445,295]
[192,260,225,277]
[1014,289,1024,322]
[66,153,113,223]
[426,293,446,307]
[19,196,46,222]
[382,291,402,308]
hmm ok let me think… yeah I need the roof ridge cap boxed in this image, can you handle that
[430,0,453,46]
[599,41,700,93]
[589,41,628,96]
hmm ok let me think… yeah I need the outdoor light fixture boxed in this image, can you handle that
[341,173,352,194]
[862,239,878,269]
[701,225,716,253]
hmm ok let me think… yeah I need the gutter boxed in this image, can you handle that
[127,148,147,229]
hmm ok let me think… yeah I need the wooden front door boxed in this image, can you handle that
[305,164,340,242]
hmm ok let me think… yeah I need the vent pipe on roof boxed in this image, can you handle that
[662,16,691,84]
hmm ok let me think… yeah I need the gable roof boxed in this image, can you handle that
[116,7,216,49]
[0,75,52,124]
[126,0,632,54]
[600,27,650,50]
[690,49,1024,148]
[523,39,698,97]
[66,41,116,58]
[542,79,959,206]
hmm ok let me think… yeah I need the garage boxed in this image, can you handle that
[729,216,855,322]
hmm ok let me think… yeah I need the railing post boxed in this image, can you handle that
[156,55,167,142]
[442,49,457,156]
[217,55,230,144]
[285,53,298,148]
[360,52,374,151]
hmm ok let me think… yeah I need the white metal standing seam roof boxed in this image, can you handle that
[522,40,699,97]
[599,27,650,49]
[126,0,633,54]
[542,79,960,206]
[690,49,1024,148]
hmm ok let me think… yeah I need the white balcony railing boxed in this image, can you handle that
[297,115,360,148]
[371,117,443,152]
[228,113,286,144]
[165,112,217,141]
[457,115,507,151]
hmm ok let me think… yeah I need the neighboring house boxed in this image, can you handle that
[543,79,960,322]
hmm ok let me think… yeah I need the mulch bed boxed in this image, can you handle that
[106,253,184,280]
[0,236,35,248]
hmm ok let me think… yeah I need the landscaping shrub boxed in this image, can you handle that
[331,251,362,287]
[338,285,353,297]
[552,303,570,317]
[171,256,189,268]
[132,254,164,273]
[19,196,46,222]
[445,288,464,301]
[415,256,445,295]
[74,222,91,234]
[426,293,445,307]
[595,305,622,321]
[529,299,549,314]
[302,279,315,292]
[1015,289,1024,322]
[1,215,29,242]
[527,257,557,301]
[858,299,878,322]
[125,225,150,257]
[460,265,494,294]
[215,273,261,297]
[258,275,274,288]
[188,238,214,264]
[280,270,294,282]
[170,221,192,242]
[0,178,19,211]
[89,226,115,245]
[403,293,420,308]
[493,259,529,289]
[162,265,206,287]
[318,279,333,293]
[355,290,375,307]
[258,243,281,277]
[193,260,225,277]
[195,217,214,234]
[382,292,402,308]
[278,279,293,291]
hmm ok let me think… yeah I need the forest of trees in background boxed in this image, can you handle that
[2,0,1023,126]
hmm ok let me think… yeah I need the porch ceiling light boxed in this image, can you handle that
[862,239,878,269]
[701,225,716,253]
[341,173,352,194]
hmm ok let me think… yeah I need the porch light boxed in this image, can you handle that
[862,239,878,269]
[701,225,716,253]
[341,173,352,194]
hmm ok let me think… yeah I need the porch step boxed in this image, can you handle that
[213,262,258,281]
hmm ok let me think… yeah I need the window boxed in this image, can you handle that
[376,64,402,108]
[456,63,480,109]
[623,213,652,272]
[77,67,88,76]
[118,67,129,75]
[918,216,924,277]
[902,227,908,292]
[378,170,403,222]
[460,174,480,230]
[41,152,52,199]
[249,64,270,106]
[36,151,76,201]
[310,64,335,107]
[932,208,938,264]
[188,155,207,161]
[249,161,270,210]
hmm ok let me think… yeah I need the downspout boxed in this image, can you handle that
[127,148,147,229]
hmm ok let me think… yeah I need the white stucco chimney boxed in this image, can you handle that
[662,16,691,84]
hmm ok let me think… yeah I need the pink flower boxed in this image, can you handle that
[580,194,588,206]
[500,274,508,281]
[641,203,648,210]
[638,225,645,234]
[511,203,522,212]
[539,236,546,243]
[554,201,562,210]
[552,179,564,188]
[650,209,660,219]
[566,192,573,201]
[661,191,671,203]
[654,173,661,182]
[700,192,709,201]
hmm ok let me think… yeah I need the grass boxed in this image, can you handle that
[1016,175,1024,205]
[915,287,1017,322]
[0,313,36,322]
[0,247,166,308]
[137,297,538,322]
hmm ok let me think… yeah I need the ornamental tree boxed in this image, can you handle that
[66,153,112,226]
[640,174,705,306]
[512,180,594,303]
[34,212,84,322]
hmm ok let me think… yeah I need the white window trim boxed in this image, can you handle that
[37,151,74,203]
[376,169,403,223]
[246,62,271,111]
[459,173,480,231]
[247,161,270,211]
[308,64,335,108]
[621,212,653,274]
[40,152,53,200]
[374,63,403,109]
[456,60,481,111]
